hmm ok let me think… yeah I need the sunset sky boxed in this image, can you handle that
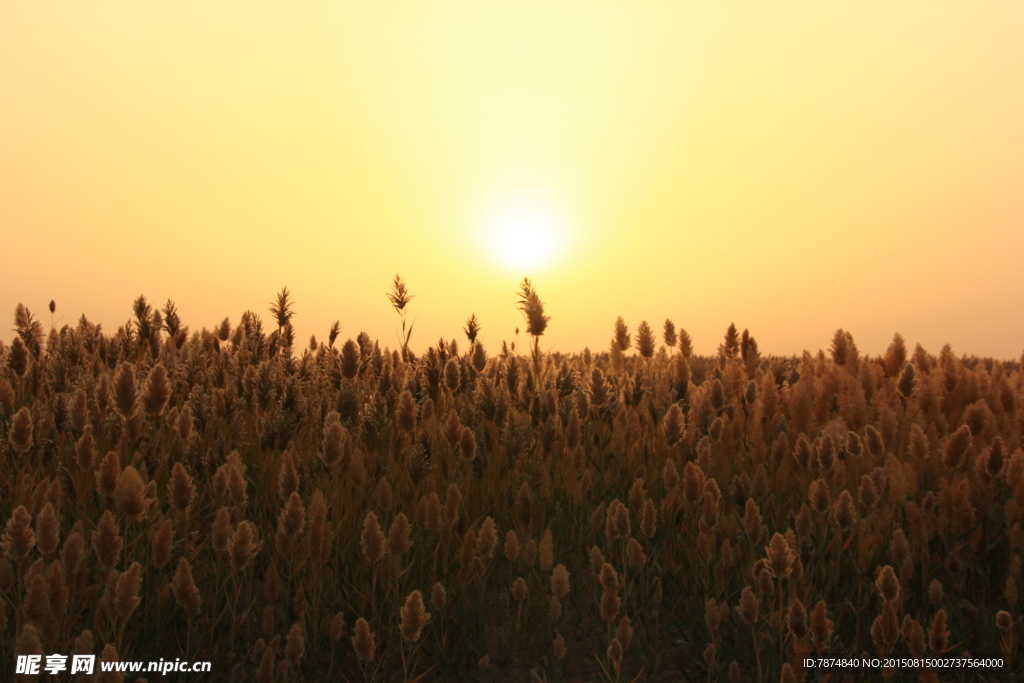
[2,3,1022,359]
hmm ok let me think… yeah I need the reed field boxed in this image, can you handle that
[2,280,1022,682]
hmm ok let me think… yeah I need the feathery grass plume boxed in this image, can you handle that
[997,610,1012,631]
[616,615,633,651]
[15,623,43,660]
[811,600,833,652]
[151,517,173,569]
[115,466,146,522]
[599,564,620,621]
[321,412,347,468]
[169,462,194,516]
[641,499,657,538]
[340,340,360,379]
[829,328,852,366]
[895,362,917,401]
[477,517,497,561]
[461,313,481,346]
[114,561,142,620]
[660,459,680,493]
[98,643,123,683]
[352,618,376,663]
[361,512,386,563]
[72,629,94,661]
[626,538,646,570]
[605,499,626,541]
[24,569,49,626]
[400,589,430,642]
[396,390,417,434]
[92,510,123,571]
[613,317,631,351]
[553,633,566,659]
[539,527,555,572]
[444,358,460,393]
[766,533,790,579]
[550,593,564,621]
[9,336,30,377]
[928,609,949,653]
[870,599,900,652]
[817,435,836,472]
[881,332,906,378]
[228,520,260,573]
[513,576,528,602]
[76,425,96,469]
[662,403,684,448]
[809,478,830,515]
[832,490,856,531]
[277,451,299,501]
[588,545,607,580]
[743,499,762,542]
[888,528,910,568]
[522,538,538,568]
[212,507,233,553]
[589,367,610,408]
[459,426,476,461]
[738,586,759,625]
[387,512,411,557]
[636,321,655,358]
[864,424,884,459]
[35,502,59,556]
[705,598,721,634]
[444,411,461,448]
[683,461,707,505]
[285,622,305,664]
[142,363,170,416]
[497,531,519,566]
[875,565,900,602]
[97,451,121,498]
[0,378,14,415]
[113,362,137,420]
[419,491,441,533]
[307,489,330,562]
[551,564,570,599]
[564,406,581,450]
[943,424,972,469]
[788,599,807,640]
[704,643,716,671]
[325,612,345,645]
[276,491,306,548]
[61,530,86,589]
[607,638,623,669]
[445,483,462,529]
[456,530,477,569]
[903,617,927,657]
[9,406,33,453]
[388,274,415,361]
[859,474,878,509]
[662,319,677,348]
[792,434,812,470]
[431,582,446,612]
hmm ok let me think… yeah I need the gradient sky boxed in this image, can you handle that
[2,3,1022,359]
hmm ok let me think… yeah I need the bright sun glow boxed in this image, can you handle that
[480,191,569,273]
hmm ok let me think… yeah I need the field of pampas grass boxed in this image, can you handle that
[2,284,1023,682]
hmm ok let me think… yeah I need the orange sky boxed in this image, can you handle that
[2,3,1022,359]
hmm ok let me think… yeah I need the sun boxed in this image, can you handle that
[479,191,569,273]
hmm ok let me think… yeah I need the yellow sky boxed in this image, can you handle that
[2,2,1022,359]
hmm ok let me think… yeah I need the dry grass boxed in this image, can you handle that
[1,292,1022,681]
